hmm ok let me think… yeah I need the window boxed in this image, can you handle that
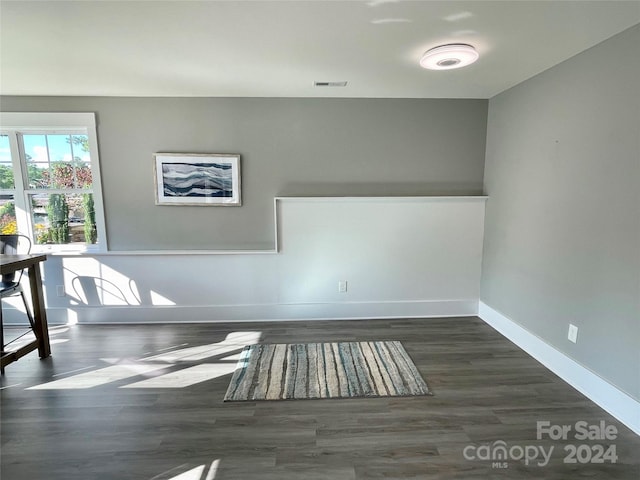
[0,113,107,252]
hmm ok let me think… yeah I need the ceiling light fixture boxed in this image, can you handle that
[420,44,479,70]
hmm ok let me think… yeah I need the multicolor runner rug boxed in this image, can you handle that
[224,341,430,401]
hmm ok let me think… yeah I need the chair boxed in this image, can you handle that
[1,234,36,361]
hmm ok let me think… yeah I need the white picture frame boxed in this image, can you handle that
[153,153,241,206]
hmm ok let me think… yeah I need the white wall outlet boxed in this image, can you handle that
[338,280,348,293]
[56,285,65,297]
[568,324,578,343]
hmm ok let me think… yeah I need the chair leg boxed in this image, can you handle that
[19,290,36,331]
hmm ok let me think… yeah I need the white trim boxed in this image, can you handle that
[35,299,478,325]
[478,301,640,436]
[273,197,280,252]
[0,112,97,129]
[50,249,279,256]
[275,195,488,203]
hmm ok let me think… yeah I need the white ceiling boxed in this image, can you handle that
[1,0,639,99]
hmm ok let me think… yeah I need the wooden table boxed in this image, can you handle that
[1,254,51,370]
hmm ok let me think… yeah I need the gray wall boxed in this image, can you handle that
[0,97,487,250]
[482,25,640,400]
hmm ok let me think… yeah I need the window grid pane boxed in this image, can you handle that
[29,193,98,245]
[0,194,16,234]
[23,134,93,190]
[0,134,15,189]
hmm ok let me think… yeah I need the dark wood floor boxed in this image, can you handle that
[1,317,638,479]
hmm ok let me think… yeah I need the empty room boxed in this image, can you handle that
[0,1,639,479]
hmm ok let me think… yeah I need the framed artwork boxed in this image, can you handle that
[153,153,241,206]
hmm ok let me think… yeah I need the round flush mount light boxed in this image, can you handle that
[420,44,479,70]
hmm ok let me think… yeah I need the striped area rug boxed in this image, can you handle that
[224,341,430,401]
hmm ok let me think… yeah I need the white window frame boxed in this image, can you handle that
[0,112,108,253]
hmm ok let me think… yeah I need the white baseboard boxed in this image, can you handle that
[478,301,640,436]
[34,299,479,325]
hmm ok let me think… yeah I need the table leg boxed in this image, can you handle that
[28,263,51,358]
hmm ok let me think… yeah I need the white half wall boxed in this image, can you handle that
[4,197,487,324]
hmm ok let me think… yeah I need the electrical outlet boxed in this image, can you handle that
[338,280,348,293]
[56,285,65,297]
[568,324,578,343]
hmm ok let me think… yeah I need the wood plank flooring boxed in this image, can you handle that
[1,317,638,479]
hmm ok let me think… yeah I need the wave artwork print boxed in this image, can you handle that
[162,162,233,198]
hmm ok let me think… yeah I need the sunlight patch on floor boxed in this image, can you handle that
[122,364,237,389]
[168,464,204,480]
[152,460,219,480]
[22,330,260,390]
[142,331,261,363]
[27,363,172,390]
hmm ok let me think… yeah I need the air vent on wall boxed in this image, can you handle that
[314,81,348,87]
